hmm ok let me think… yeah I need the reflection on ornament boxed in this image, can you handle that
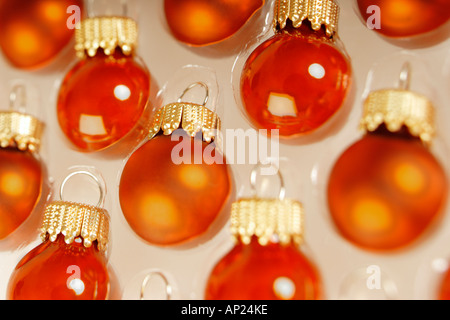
[0,0,83,69]
[0,85,45,241]
[7,171,116,300]
[357,0,450,38]
[327,65,448,251]
[240,0,352,138]
[205,165,322,300]
[119,83,232,246]
[57,16,151,152]
[164,0,264,46]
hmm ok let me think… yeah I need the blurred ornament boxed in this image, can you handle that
[0,0,83,69]
[164,0,264,46]
[327,63,448,251]
[119,83,232,247]
[57,10,152,153]
[356,0,450,39]
[205,165,322,300]
[0,85,46,242]
[438,263,450,300]
[239,0,352,139]
[7,169,118,300]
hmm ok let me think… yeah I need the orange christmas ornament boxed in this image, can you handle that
[438,266,450,300]
[0,0,83,69]
[327,64,448,251]
[119,83,232,247]
[240,0,352,138]
[57,14,152,153]
[7,170,117,300]
[164,0,264,46]
[356,0,450,39]
[0,85,46,242]
[205,166,322,300]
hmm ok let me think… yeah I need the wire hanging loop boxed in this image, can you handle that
[121,0,128,17]
[177,82,210,107]
[86,0,130,18]
[140,271,173,300]
[398,61,412,91]
[59,170,105,208]
[9,84,27,111]
[250,162,286,201]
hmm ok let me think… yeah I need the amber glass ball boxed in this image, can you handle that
[327,133,448,251]
[57,52,150,152]
[0,148,43,240]
[438,267,450,300]
[164,0,264,46]
[205,238,322,300]
[357,0,450,38]
[240,31,351,138]
[119,131,232,246]
[0,0,83,69]
[7,236,111,300]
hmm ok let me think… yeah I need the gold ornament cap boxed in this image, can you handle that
[0,111,44,152]
[40,201,110,252]
[149,83,221,143]
[1,85,44,153]
[230,198,304,246]
[275,0,340,37]
[360,89,435,144]
[75,16,138,59]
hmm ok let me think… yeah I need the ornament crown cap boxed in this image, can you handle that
[230,198,304,247]
[360,63,435,144]
[0,85,43,153]
[149,83,221,143]
[0,112,44,153]
[40,201,110,252]
[75,16,138,59]
[274,0,339,38]
[40,169,109,252]
[231,163,304,247]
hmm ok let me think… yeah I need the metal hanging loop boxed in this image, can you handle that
[87,0,130,17]
[398,62,412,91]
[59,170,105,207]
[140,271,173,300]
[250,162,286,201]
[9,84,27,111]
[177,82,209,107]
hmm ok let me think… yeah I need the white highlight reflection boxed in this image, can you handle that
[432,258,449,273]
[309,63,326,79]
[273,277,295,300]
[69,278,85,296]
[114,85,131,101]
[79,114,107,136]
[267,93,297,117]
